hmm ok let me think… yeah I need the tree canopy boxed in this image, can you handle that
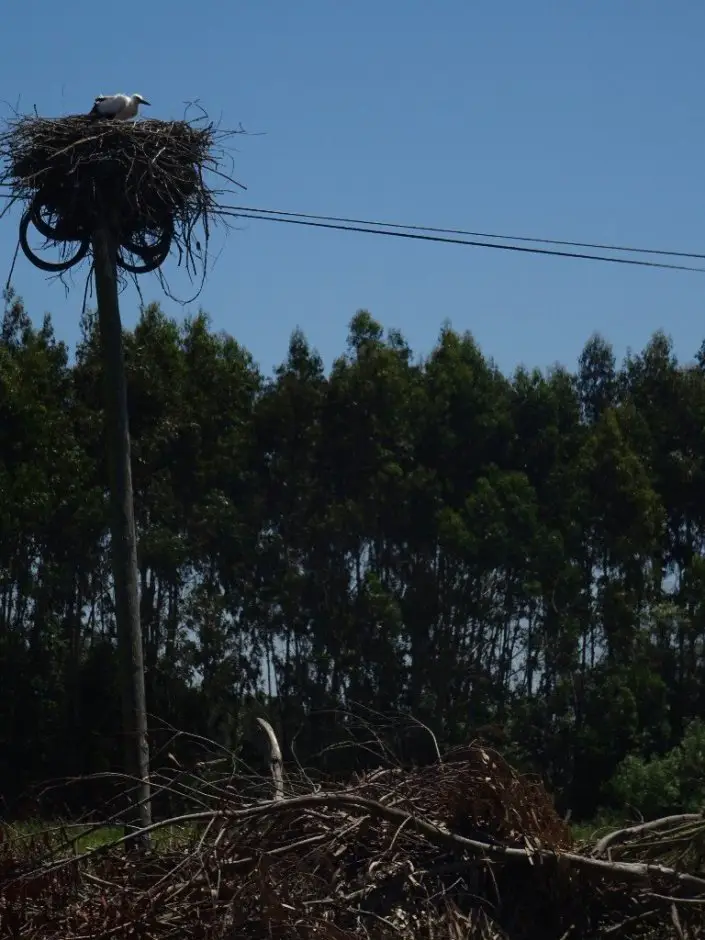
[2,291,703,819]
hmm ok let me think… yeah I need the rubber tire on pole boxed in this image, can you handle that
[117,226,172,274]
[30,195,88,244]
[121,219,173,259]
[19,209,90,273]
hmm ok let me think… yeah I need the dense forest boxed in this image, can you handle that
[2,287,705,820]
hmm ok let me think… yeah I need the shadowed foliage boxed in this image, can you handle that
[1,294,705,827]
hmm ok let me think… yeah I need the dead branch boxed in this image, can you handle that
[256,717,284,801]
[592,813,704,858]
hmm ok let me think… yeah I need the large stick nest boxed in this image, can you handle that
[0,112,239,283]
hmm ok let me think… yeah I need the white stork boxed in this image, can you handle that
[89,93,150,120]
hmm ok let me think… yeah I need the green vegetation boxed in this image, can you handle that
[0,819,195,854]
[2,288,705,821]
[608,717,705,818]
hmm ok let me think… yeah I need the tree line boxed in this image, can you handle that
[2,288,704,819]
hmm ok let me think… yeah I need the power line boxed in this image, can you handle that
[221,204,705,263]
[219,209,705,274]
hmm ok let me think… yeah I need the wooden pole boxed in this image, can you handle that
[92,227,152,847]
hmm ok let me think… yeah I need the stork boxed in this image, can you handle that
[89,93,150,121]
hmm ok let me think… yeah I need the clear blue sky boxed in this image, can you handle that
[1,1,704,376]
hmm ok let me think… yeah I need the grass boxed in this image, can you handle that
[570,811,635,845]
[1,811,651,862]
[0,817,199,858]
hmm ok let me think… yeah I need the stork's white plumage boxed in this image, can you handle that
[89,93,150,120]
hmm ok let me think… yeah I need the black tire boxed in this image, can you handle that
[122,219,173,260]
[30,194,87,243]
[117,225,172,273]
[116,245,169,273]
[19,209,90,273]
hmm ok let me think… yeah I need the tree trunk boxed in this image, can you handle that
[92,227,152,847]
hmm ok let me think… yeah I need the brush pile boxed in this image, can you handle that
[1,735,704,939]
[0,113,226,276]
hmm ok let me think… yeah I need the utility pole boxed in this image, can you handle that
[92,226,152,847]
[7,109,224,848]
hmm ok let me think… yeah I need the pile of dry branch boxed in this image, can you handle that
[1,727,704,939]
[0,112,231,276]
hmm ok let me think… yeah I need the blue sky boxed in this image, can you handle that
[1,1,704,377]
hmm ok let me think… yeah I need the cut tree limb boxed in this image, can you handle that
[256,717,284,801]
[592,813,704,858]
